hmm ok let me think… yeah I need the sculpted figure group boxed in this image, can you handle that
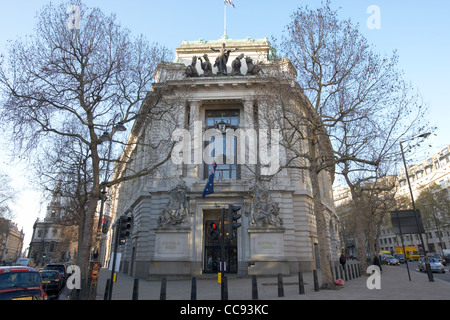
[186,43,261,78]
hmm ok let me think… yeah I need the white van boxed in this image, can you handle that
[15,258,35,267]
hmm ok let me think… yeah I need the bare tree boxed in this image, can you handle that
[255,68,338,289]
[273,1,428,285]
[416,183,450,254]
[0,1,173,297]
[0,170,16,220]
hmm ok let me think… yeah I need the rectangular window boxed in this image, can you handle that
[204,110,240,180]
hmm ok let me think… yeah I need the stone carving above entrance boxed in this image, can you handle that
[245,57,262,76]
[199,54,213,76]
[249,183,283,228]
[230,54,245,76]
[157,181,190,229]
[185,43,262,78]
[185,56,200,78]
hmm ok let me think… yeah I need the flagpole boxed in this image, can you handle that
[223,2,227,38]
[215,162,221,181]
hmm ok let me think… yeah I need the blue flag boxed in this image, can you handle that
[202,162,217,198]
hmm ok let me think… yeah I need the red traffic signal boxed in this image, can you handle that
[210,221,219,240]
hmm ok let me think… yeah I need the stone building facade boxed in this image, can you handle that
[28,185,78,266]
[380,144,450,254]
[0,219,24,264]
[334,144,450,256]
[105,38,339,279]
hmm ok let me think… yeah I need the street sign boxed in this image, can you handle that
[390,210,425,234]
[108,252,122,271]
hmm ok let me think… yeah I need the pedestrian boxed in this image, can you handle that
[373,255,382,272]
[339,254,346,268]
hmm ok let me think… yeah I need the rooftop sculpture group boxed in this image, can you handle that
[186,43,261,78]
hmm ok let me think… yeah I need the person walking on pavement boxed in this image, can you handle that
[373,255,382,272]
[339,254,346,268]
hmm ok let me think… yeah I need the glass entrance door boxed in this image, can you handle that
[203,210,238,274]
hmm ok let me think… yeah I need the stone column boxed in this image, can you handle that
[239,99,257,172]
[243,98,255,130]
[187,100,201,178]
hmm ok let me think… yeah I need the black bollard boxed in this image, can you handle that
[221,275,228,300]
[277,274,284,297]
[339,265,344,280]
[344,264,349,281]
[351,264,356,279]
[344,264,348,281]
[252,275,258,300]
[313,270,319,292]
[298,272,305,294]
[335,266,339,280]
[132,278,139,300]
[160,277,167,300]
[191,277,197,300]
[103,279,110,300]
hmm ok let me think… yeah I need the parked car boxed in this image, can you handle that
[347,254,357,260]
[0,266,47,300]
[443,250,450,265]
[40,270,62,298]
[434,254,447,266]
[394,254,405,264]
[385,256,400,266]
[380,254,393,264]
[418,257,445,273]
[45,264,67,287]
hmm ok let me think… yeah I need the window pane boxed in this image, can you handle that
[205,110,240,179]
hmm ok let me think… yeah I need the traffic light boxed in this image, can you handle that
[228,204,241,240]
[210,221,219,240]
[119,215,132,244]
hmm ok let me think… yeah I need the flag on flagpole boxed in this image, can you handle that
[224,0,235,8]
[202,162,218,198]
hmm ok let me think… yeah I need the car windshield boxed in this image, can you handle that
[0,271,41,289]
[46,266,65,274]
[40,272,59,280]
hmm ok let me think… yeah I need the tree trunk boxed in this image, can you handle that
[77,125,102,299]
[352,192,369,274]
[308,134,335,289]
[77,197,98,299]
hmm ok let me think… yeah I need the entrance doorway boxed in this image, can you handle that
[203,209,238,274]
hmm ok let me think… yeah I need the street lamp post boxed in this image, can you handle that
[399,132,434,282]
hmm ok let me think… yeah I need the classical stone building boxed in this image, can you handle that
[105,38,339,279]
[334,144,450,256]
[0,219,24,264]
[381,144,450,254]
[28,185,78,266]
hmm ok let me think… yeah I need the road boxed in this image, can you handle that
[397,261,450,283]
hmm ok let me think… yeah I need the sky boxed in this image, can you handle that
[0,0,449,250]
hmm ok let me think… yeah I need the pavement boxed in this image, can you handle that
[90,261,450,300]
